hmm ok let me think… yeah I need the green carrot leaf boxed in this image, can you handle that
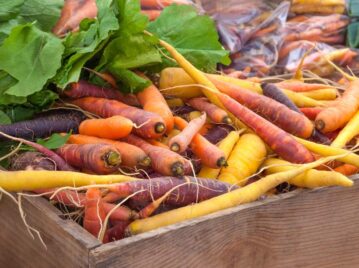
[36,132,71,150]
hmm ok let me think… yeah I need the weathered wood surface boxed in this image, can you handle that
[90,181,359,268]
[0,195,100,268]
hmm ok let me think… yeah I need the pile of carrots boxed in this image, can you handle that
[1,0,359,245]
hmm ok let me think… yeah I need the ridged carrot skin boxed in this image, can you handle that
[67,134,150,168]
[79,116,133,140]
[174,116,227,168]
[212,78,314,138]
[65,80,139,106]
[187,97,231,124]
[137,74,174,132]
[108,176,237,206]
[71,97,166,139]
[83,188,106,238]
[315,79,359,133]
[56,144,121,174]
[122,134,187,176]
[218,94,315,163]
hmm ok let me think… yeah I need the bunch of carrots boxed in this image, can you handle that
[0,35,358,244]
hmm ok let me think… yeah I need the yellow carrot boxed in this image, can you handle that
[218,134,267,186]
[295,137,359,167]
[331,110,359,148]
[198,131,240,179]
[300,88,338,101]
[0,170,136,191]
[264,158,353,188]
[126,154,351,235]
[165,98,185,108]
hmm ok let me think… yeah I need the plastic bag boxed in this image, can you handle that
[199,0,284,53]
[225,1,290,77]
[290,0,346,15]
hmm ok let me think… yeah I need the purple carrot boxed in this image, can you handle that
[65,80,140,107]
[204,124,235,144]
[0,109,86,141]
[10,152,57,171]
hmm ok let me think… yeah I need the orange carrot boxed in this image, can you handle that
[67,134,151,168]
[147,139,169,149]
[141,0,189,9]
[71,97,166,139]
[122,134,187,176]
[211,78,314,138]
[141,9,161,21]
[218,93,315,163]
[53,0,97,37]
[334,164,359,176]
[83,188,106,238]
[315,79,359,132]
[187,97,231,124]
[174,116,227,168]
[169,113,206,153]
[56,144,121,174]
[276,81,333,92]
[79,116,133,139]
[300,107,324,120]
[136,74,174,132]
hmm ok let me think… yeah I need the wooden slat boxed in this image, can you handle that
[90,180,359,268]
[0,195,101,268]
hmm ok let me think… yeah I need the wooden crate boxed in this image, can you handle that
[1,178,359,268]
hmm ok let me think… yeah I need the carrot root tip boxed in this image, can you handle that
[217,157,227,168]
[155,122,166,134]
[170,143,180,152]
[222,116,232,125]
[315,119,325,131]
[171,162,185,176]
[139,156,151,167]
[104,151,121,167]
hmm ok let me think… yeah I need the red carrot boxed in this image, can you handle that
[169,113,206,153]
[56,144,121,174]
[83,188,106,238]
[141,0,189,9]
[71,97,166,139]
[136,73,174,132]
[122,134,187,176]
[53,0,98,37]
[103,221,129,243]
[218,93,315,163]
[34,188,86,207]
[108,176,237,206]
[174,116,227,168]
[65,80,139,106]
[211,78,314,138]
[67,134,151,168]
[187,97,231,124]
[103,203,138,221]
[300,107,324,120]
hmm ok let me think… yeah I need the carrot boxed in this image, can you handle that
[56,144,121,174]
[79,116,133,140]
[0,170,135,191]
[300,88,338,101]
[315,79,359,133]
[67,134,150,168]
[169,113,206,153]
[34,188,86,207]
[141,0,189,9]
[147,139,169,149]
[103,203,138,221]
[264,158,353,188]
[122,134,187,176]
[71,97,166,139]
[212,79,314,138]
[174,116,227,168]
[52,0,98,36]
[108,176,236,206]
[218,94,315,163]
[334,164,359,176]
[218,134,267,186]
[166,98,184,108]
[0,110,85,141]
[160,128,181,146]
[203,124,234,144]
[198,131,239,179]
[261,83,301,113]
[187,97,231,124]
[294,137,359,167]
[276,81,333,92]
[136,74,174,132]
[126,155,351,235]
[83,188,106,238]
[291,4,345,14]
[331,110,359,148]
[65,80,139,107]
[300,107,324,120]
[103,221,129,243]
[141,9,161,21]
[10,152,57,171]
